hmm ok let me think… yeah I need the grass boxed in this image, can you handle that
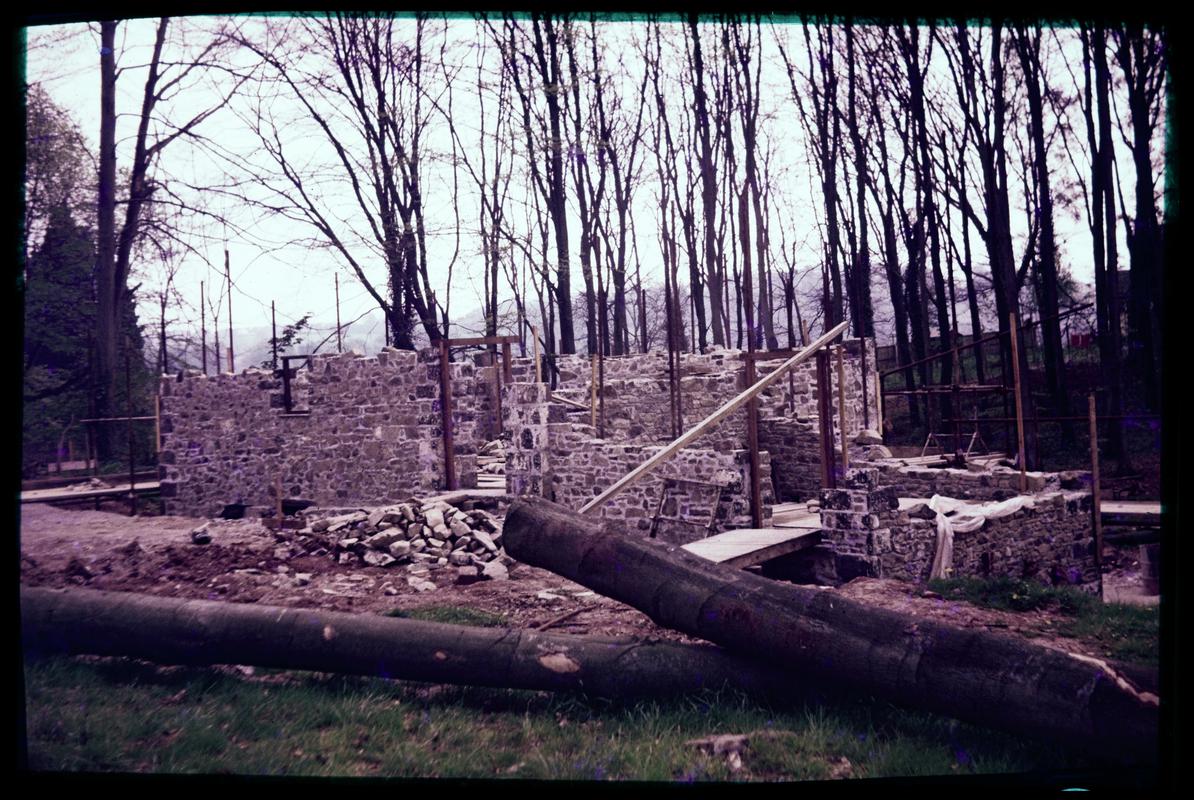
[928,576,1159,666]
[383,605,508,628]
[22,654,1098,781]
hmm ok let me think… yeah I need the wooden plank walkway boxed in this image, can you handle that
[20,482,161,504]
[681,527,822,569]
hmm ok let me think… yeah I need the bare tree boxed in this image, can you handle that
[94,18,245,456]
[686,14,723,349]
[1112,23,1166,409]
[504,13,576,354]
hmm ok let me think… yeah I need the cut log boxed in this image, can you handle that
[20,586,796,700]
[502,497,1158,762]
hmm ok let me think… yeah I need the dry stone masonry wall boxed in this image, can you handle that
[508,338,880,454]
[159,348,487,517]
[862,459,1067,501]
[820,468,1097,589]
[503,382,773,543]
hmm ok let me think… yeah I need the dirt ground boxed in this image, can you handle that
[17,501,707,643]
[19,500,1157,658]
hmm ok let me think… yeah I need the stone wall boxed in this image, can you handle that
[548,424,773,540]
[159,348,484,516]
[863,459,1062,501]
[820,468,1096,589]
[504,382,773,543]
[758,417,823,502]
[509,338,880,452]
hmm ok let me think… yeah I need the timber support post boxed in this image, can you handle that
[744,356,763,529]
[439,339,457,492]
[590,354,597,429]
[816,349,836,489]
[1009,313,1027,492]
[836,345,849,472]
[125,345,135,517]
[1089,393,1104,600]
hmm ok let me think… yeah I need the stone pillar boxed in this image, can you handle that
[819,467,899,581]
[502,383,563,498]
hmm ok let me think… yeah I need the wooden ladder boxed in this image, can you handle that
[648,477,729,541]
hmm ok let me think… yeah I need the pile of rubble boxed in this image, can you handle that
[477,439,505,475]
[294,498,509,580]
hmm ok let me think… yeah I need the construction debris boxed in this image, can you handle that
[281,498,507,573]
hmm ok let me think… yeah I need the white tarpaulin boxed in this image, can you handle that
[927,494,1037,580]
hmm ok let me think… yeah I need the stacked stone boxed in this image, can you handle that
[511,338,880,449]
[865,459,1059,501]
[159,347,483,517]
[758,417,823,502]
[299,498,507,578]
[819,467,900,581]
[816,467,1097,588]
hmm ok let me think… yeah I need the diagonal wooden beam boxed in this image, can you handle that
[579,321,848,515]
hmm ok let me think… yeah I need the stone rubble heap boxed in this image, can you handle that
[256,499,508,585]
[276,498,510,581]
[477,439,505,475]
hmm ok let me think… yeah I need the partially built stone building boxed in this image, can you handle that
[157,334,1097,589]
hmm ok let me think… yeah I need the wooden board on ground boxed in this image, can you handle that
[769,502,822,529]
[20,482,162,504]
[681,527,822,569]
[1100,501,1161,527]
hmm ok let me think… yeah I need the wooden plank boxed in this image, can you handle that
[1100,501,1161,515]
[446,334,521,348]
[681,528,822,569]
[578,321,849,515]
[550,394,589,411]
[21,482,162,504]
[1100,501,1161,526]
[770,504,821,529]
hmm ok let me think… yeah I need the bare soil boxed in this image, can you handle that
[19,501,1154,658]
[17,502,703,643]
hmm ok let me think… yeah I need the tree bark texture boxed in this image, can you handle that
[502,497,1158,761]
[21,585,799,701]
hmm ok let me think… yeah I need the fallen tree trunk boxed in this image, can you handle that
[20,586,797,700]
[502,497,1158,762]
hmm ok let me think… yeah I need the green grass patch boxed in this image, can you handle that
[928,576,1158,666]
[22,655,1092,780]
[383,605,508,628]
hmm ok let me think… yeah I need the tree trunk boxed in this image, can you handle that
[845,24,874,339]
[688,15,723,349]
[93,20,118,460]
[1115,25,1162,411]
[502,497,1158,762]
[1015,26,1071,433]
[1091,25,1129,469]
[532,15,575,355]
[21,586,807,701]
